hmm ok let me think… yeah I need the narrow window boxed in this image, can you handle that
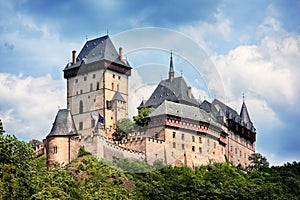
[199,147,202,154]
[181,144,185,150]
[90,83,93,92]
[192,146,195,152]
[207,138,210,145]
[112,82,114,90]
[214,142,216,148]
[80,89,83,94]
[96,82,100,90]
[93,74,96,78]
[155,132,159,139]
[113,74,115,78]
[118,76,121,80]
[79,100,83,114]
[117,84,119,91]
[199,137,202,143]
[79,122,83,130]
[75,79,78,83]
[84,76,87,81]
[173,142,176,148]
[192,136,195,142]
[181,134,184,140]
[235,148,237,154]
[172,132,176,138]
[91,119,95,128]
[53,146,57,154]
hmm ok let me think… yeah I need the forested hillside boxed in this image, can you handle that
[1,131,300,199]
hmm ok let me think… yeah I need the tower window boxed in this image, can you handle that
[93,74,96,78]
[112,83,114,90]
[79,100,83,114]
[199,147,202,154]
[79,122,83,130]
[173,142,176,148]
[75,79,78,83]
[53,146,57,154]
[90,83,93,92]
[181,134,184,140]
[117,84,119,91]
[181,144,185,150]
[192,136,195,142]
[84,76,87,81]
[192,146,195,152]
[113,74,115,78]
[118,76,121,80]
[172,132,176,138]
[97,82,100,90]
[91,119,95,128]
[199,137,202,143]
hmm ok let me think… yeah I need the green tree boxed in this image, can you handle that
[0,119,5,135]
[112,118,135,141]
[133,107,153,128]
[247,153,269,172]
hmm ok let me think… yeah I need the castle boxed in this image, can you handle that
[45,35,256,169]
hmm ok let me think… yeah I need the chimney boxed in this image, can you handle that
[119,47,123,61]
[188,86,192,99]
[72,50,76,64]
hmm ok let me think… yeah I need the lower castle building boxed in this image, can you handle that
[45,35,256,169]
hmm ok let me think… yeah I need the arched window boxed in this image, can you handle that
[79,100,83,114]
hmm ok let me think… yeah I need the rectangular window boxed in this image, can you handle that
[79,122,83,130]
[80,89,83,94]
[235,148,237,154]
[199,147,202,154]
[181,144,185,150]
[192,146,195,152]
[93,74,96,78]
[173,142,176,148]
[84,76,87,81]
[172,132,176,138]
[90,83,93,92]
[118,76,121,80]
[214,142,216,148]
[199,137,202,143]
[192,136,195,142]
[75,79,78,83]
[97,82,100,90]
[53,146,57,154]
[91,119,95,128]
[181,134,184,140]
[207,138,210,145]
[113,74,115,78]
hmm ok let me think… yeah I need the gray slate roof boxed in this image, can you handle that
[112,91,126,102]
[64,35,131,71]
[46,109,78,138]
[144,76,199,108]
[149,100,221,128]
[200,99,255,131]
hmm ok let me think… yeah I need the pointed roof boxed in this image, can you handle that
[112,91,126,102]
[64,35,131,71]
[240,100,252,126]
[143,76,199,108]
[46,109,78,138]
[169,52,174,81]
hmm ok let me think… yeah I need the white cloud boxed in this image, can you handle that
[0,73,65,141]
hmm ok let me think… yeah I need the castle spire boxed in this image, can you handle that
[169,51,174,82]
[240,96,252,125]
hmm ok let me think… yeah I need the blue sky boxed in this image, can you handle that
[0,0,300,165]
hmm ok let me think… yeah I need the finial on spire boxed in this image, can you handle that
[169,50,174,82]
[242,92,245,102]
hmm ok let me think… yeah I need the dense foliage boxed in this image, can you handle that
[112,118,136,141]
[0,125,299,199]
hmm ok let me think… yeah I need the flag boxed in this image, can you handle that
[98,113,104,124]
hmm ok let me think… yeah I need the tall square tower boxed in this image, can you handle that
[63,35,131,138]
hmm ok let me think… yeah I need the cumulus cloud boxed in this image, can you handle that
[0,73,65,141]
[211,17,300,165]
